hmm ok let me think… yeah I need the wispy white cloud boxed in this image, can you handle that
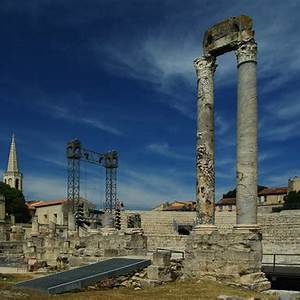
[33,154,66,169]
[42,102,123,136]
[146,143,191,160]
[215,113,231,136]
[216,157,234,167]
[24,174,66,200]
[259,149,281,163]
[22,162,195,210]
[264,169,300,188]
[79,117,122,136]
[119,167,194,209]
[263,121,300,141]
[260,88,300,142]
[91,1,300,120]
[266,92,300,121]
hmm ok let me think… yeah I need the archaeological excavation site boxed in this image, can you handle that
[1,12,300,300]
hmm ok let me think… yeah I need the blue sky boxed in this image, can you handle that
[0,0,299,209]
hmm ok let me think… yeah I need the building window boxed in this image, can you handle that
[15,179,19,190]
[44,214,48,222]
[228,205,232,212]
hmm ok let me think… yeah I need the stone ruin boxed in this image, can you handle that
[0,15,273,293]
[183,15,270,290]
[195,15,257,226]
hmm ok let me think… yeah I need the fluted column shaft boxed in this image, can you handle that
[236,41,258,224]
[194,55,216,225]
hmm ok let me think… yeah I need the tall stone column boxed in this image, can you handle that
[235,40,258,224]
[194,55,216,226]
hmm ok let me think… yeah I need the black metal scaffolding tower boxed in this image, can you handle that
[66,139,118,215]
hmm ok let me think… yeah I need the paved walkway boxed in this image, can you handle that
[15,257,151,294]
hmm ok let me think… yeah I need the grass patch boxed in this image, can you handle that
[0,274,278,300]
[0,273,33,288]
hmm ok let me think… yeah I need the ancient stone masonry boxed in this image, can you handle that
[184,228,270,291]
[186,15,269,291]
[195,15,258,226]
[195,55,216,225]
[236,40,258,224]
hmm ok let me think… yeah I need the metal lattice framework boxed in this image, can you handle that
[67,139,118,214]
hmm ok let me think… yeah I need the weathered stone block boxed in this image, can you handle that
[104,248,119,257]
[184,228,270,291]
[147,265,172,282]
[153,250,171,267]
[139,278,161,288]
[203,15,254,56]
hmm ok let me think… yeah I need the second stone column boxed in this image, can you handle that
[235,41,258,225]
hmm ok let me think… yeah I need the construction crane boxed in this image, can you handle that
[66,139,118,219]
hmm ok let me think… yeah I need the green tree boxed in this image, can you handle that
[0,182,30,223]
[283,191,300,210]
[223,185,268,198]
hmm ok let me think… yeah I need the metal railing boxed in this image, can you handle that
[263,253,300,271]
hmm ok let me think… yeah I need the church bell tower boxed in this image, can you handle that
[3,134,23,191]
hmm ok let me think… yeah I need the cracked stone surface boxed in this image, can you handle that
[236,40,258,224]
[194,55,216,225]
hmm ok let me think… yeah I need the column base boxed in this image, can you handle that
[233,224,261,233]
[193,224,218,234]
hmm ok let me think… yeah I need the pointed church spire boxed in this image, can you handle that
[7,133,19,172]
[3,134,23,191]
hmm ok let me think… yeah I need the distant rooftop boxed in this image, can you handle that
[153,200,196,211]
[26,199,67,209]
[258,187,288,196]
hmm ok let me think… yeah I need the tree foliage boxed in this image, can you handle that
[223,185,268,198]
[0,182,30,223]
[283,191,300,210]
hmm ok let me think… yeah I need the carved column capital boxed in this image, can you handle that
[193,55,216,79]
[235,40,257,66]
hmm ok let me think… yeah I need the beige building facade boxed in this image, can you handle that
[257,187,287,205]
[27,198,95,226]
[27,200,69,225]
[288,176,300,192]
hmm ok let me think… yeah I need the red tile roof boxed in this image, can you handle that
[216,198,236,206]
[162,200,196,211]
[26,199,67,209]
[258,187,288,196]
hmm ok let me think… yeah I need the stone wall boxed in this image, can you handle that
[146,234,188,252]
[77,232,147,258]
[121,211,196,234]
[23,230,147,266]
[215,210,236,227]
[215,209,300,264]
[35,204,67,225]
[121,209,300,260]
[259,210,300,265]
[183,227,270,291]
